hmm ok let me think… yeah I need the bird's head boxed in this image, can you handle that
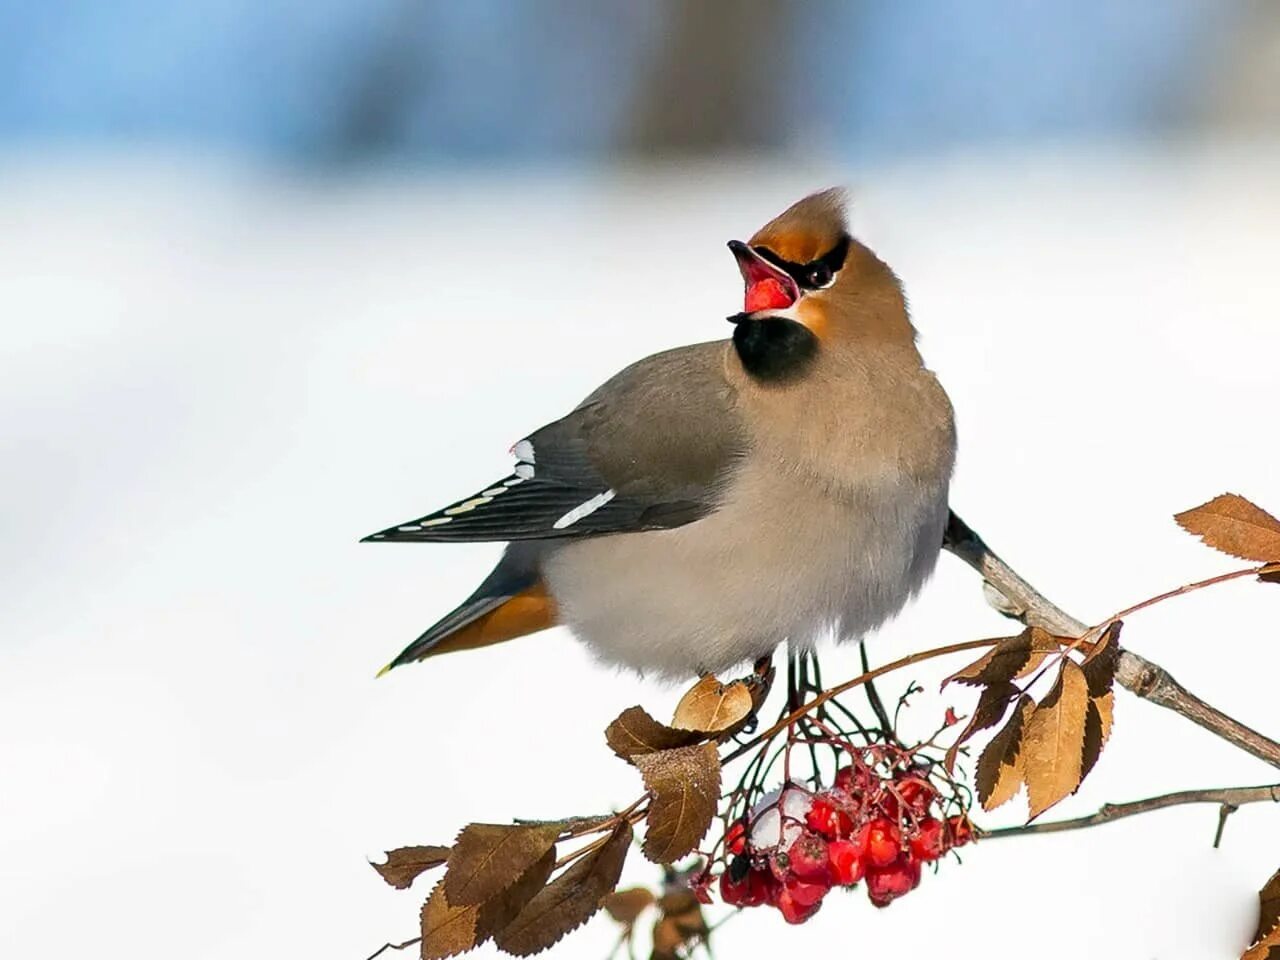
[728,188,912,382]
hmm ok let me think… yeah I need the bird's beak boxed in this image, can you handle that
[728,240,799,314]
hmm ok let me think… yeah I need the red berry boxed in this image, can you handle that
[910,817,946,862]
[862,818,901,868]
[692,872,714,904]
[834,765,856,791]
[747,868,779,907]
[865,859,921,908]
[805,798,854,839]
[896,778,935,814]
[786,832,831,883]
[785,876,830,908]
[947,815,974,847]
[776,885,824,924]
[834,764,871,794]
[719,870,749,906]
[744,277,793,313]
[827,839,865,886]
[725,820,747,855]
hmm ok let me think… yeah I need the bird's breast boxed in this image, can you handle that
[541,455,950,679]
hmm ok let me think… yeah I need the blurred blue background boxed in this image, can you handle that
[1,0,1272,164]
[4,6,1280,960]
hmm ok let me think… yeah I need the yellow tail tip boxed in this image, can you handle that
[375,662,395,679]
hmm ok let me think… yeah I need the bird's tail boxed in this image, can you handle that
[377,543,555,675]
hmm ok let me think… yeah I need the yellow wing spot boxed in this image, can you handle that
[422,517,453,527]
[444,496,493,516]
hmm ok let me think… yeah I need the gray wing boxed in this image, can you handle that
[363,341,744,542]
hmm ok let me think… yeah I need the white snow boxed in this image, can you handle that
[1,142,1279,959]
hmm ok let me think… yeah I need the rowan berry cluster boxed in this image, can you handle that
[716,761,972,922]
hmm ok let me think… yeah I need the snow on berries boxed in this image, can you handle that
[712,747,973,920]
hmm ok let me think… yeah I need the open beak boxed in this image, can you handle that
[728,240,799,313]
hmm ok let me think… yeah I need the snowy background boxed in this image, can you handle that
[3,3,1280,959]
[3,145,1278,960]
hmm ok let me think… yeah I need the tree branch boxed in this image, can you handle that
[943,512,1280,769]
[980,783,1280,839]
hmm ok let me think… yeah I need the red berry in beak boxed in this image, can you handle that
[744,277,792,312]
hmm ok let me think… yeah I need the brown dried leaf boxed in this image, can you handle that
[1256,868,1280,946]
[651,916,686,960]
[473,848,557,944]
[494,821,632,957]
[1082,621,1121,699]
[602,887,656,927]
[420,881,480,960]
[371,845,451,890]
[1080,691,1114,783]
[1175,493,1280,563]
[658,889,708,939]
[1022,660,1091,819]
[976,694,1033,810]
[943,680,1020,773]
[672,675,754,736]
[605,706,704,761]
[650,890,708,960]
[635,742,722,864]
[1241,927,1280,960]
[942,627,1061,689]
[445,822,562,907]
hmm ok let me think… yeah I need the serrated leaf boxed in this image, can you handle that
[943,680,1020,773]
[672,675,754,736]
[605,706,704,761]
[420,881,480,960]
[1081,621,1121,698]
[372,845,451,890]
[1022,660,1091,819]
[602,887,655,927]
[1080,692,1113,783]
[976,694,1033,810]
[494,821,632,956]
[1175,493,1280,563]
[635,742,721,864]
[1256,868,1280,946]
[942,628,1060,689]
[473,848,556,944]
[1243,926,1280,960]
[445,822,562,907]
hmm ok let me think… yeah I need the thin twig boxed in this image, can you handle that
[980,784,1280,839]
[722,637,997,765]
[1213,803,1239,848]
[364,936,421,960]
[943,512,1280,769]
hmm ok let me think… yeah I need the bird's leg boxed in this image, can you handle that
[859,642,896,740]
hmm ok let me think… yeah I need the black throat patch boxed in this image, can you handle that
[732,316,818,383]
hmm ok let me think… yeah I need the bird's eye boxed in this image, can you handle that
[806,263,833,288]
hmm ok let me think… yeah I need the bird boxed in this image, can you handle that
[364,188,955,681]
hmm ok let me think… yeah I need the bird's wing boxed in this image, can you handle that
[363,341,744,543]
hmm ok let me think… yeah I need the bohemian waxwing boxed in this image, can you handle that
[365,188,955,679]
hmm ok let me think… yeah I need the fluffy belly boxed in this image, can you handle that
[541,471,949,679]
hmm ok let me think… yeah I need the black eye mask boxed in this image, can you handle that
[754,233,851,291]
